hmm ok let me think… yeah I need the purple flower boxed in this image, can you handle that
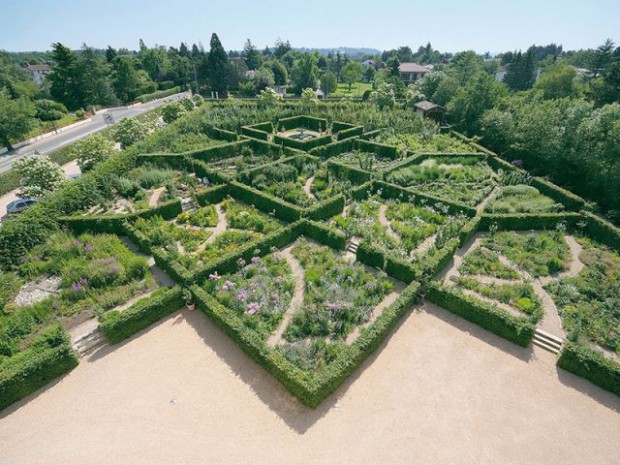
[237,258,246,267]
[209,271,221,281]
[83,243,93,253]
[79,278,89,286]
[251,256,260,264]
[108,266,121,275]
[221,280,235,291]
[236,289,248,301]
[71,282,82,292]
[326,301,345,311]
[245,302,260,315]
[73,239,82,247]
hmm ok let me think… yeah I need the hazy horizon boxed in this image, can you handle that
[1,0,618,54]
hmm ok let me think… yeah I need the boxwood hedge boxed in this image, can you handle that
[557,341,620,397]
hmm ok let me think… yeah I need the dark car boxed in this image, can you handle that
[6,198,37,214]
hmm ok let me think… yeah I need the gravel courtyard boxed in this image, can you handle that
[1,303,618,465]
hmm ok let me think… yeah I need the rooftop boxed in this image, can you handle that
[399,62,431,73]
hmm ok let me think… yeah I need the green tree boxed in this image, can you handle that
[535,63,580,99]
[257,87,283,107]
[589,62,620,106]
[74,133,114,171]
[503,50,536,91]
[320,71,337,97]
[370,82,396,110]
[81,44,117,107]
[431,75,460,106]
[448,71,507,132]
[591,39,615,77]
[206,33,230,93]
[341,61,363,91]
[300,88,319,109]
[242,39,262,70]
[114,117,146,149]
[449,50,484,84]
[265,60,288,86]
[291,54,319,94]
[14,155,65,198]
[0,90,35,150]
[112,57,139,103]
[386,55,400,77]
[363,66,376,83]
[49,42,86,110]
[34,99,67,122]
[161,101,187,123]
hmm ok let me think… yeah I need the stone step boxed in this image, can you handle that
[532,329,563,354]
[73,330,107,356]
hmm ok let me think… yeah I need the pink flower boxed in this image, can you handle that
[251,256,260,264]
[236,289,248,301]
[209,271,221,281]
[221,280,235,291]
[245,302,261,315]
[237,258,246,267]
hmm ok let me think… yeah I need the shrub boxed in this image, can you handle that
[137,86,181,103]
[557,341,620,397]
[426,283,535,347]
[100,287,184,344]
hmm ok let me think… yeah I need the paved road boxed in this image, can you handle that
[0,92,190,174]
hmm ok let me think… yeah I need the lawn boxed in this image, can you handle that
[329,82,373,98]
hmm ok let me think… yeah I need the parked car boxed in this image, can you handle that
[67,173,82,180]
[6,198,37,214]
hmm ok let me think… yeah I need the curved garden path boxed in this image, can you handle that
[148,187,165,207]
[204,204,228,245]
[268,244,306,347]
[475,186,500,214]
[437,232,589,340]
[303,176,316,201]
[410,232,438,258]
[378,204,400,243]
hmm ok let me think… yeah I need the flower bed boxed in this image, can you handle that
[485,185,565,214]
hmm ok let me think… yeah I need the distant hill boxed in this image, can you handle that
[295,47,381,58]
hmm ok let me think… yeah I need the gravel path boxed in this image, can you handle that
[475,186,500,214]
[2,305,618,464]
[378,204,400,243]
[268,244,305,346]
[303,176,316,201]
[148,187,165,207]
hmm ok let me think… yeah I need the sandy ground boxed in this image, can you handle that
[1,303,618,465]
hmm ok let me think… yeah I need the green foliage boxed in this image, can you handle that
[426,283,536,347]
[14,155,65,199]
[557,341,620,397]
[114,117,147,148]
[161,101,187,124]
[74,133,114,171]
[136,86,181,103]
[0,89,36,149]
[100,287,184,344]
[486,185,564,214]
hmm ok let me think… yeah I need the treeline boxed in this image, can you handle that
[402,40,620,222]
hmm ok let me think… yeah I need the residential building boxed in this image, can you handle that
[399,62,431,83]
[26,64,51,86]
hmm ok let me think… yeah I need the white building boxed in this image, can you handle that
[399,62,431,83]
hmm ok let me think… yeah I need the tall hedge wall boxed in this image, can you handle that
[478,212,583,231]
[557,341,620,397]
[337,126,364,141]
[355,139,398,159]
[273,133,333,151]
[426,283,535,347]
[228,181,302,223]
[304,194,345,221]
[241,126,270,141]
[308,138,355,159]
[327,160,372,184]
[581,211,620,251]
[0,334,78,411]
[99,287,185,344]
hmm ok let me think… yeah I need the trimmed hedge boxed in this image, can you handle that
[302,220,347,250]
[58,199,182,235]
[190,279,421,407]
[478,212,582,231]
[355,139,398,159]
[581,211,620,251]
[450,130,498,157]
[356,241,386,270]
[530,177,586,211]
[426,282,535,347]
[0,336,78,411]
[308,138,355,159]
[360,129,383,140]
[351,181,373,200]
[241,126,270,141]
[99,287,185,344]
[273,133,333,151]
[304,194,345,221]
[332,121,357,133]
[137,86,181,103]
[195,184,230,206]
[337,125,364,141]
[327,160,372,184]
[192,222,303,283]
[205,126,238,142]
[277,115,327,132]
[375,180,477,217]
[557,341,620,397]
[187,140,251,163]
[228,181,302,223]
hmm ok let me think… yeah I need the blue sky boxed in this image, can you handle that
[1,0,618,53]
